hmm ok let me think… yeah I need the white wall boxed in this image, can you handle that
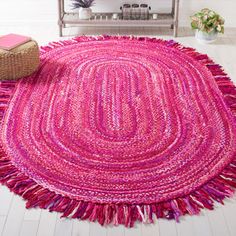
[0,0,236,27]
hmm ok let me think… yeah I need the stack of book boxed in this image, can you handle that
[0,34,31,51]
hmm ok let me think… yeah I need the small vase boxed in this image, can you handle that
[79,7,92,20]
[195,30,218,44]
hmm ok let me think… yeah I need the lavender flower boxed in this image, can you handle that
[72,0,95,9]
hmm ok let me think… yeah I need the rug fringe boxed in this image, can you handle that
[0,152,235,227]
[0,36,236,227]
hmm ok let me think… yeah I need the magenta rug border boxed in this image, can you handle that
[0,35,236,227]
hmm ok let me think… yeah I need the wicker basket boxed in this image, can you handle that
[0,40,40,80]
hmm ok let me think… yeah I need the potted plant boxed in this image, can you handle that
[72,0,95,20]
[190,8,225,43]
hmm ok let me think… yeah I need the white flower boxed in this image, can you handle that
[217,25,221,31]
[203,15,208,21]
[209,11,215,17]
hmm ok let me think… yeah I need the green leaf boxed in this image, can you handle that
[190,8,224,32]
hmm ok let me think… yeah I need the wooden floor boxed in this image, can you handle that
[0,24,236,236]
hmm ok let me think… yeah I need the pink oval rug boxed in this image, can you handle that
[0,36,236,227]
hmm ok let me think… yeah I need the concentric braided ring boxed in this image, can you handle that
[1,37,236,225]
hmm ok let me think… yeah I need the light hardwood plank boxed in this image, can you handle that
[20,220,39,236]
[0,187,14,215]
[141,221,160,236]
[24,208,42,221]
[0,216,6,236]
[72,220,90,236]
[176,216,195,236]
[124,223,142,236]
[2,195,26,236]
[222,198,236,236]
[192,211,213,236]
[107,225,125,236]
[37,211,57,236]
[207,204,230,236]
[54,215,73,236]
[89,222,107,236]
[158,219,177,236]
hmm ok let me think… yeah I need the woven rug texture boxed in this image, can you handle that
[0,36,236,227]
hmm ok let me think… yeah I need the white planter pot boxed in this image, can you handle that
[195,30,218,44]
[78,7,92,20]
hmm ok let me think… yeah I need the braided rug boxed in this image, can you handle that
[0,36,236,227]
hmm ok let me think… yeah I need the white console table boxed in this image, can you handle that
[57,0,180,37]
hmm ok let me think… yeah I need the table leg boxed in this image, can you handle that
[173,0,179,37]
[58,0,63,37]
